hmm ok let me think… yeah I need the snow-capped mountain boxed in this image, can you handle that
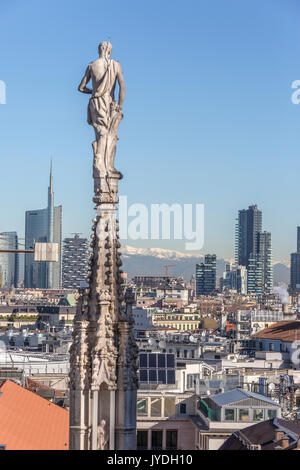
[120,245,290,285]
[121,245,202,260]
[120,245,225,279]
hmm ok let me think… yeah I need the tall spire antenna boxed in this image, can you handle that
[50,157,53,188]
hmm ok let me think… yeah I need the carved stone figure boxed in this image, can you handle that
[70,42,137,451]
[78,41,125,184]
[97,419,109,450]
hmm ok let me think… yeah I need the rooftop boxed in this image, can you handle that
[252,321,300,342]
[0,380,69,450]
[209,388,279,407]
[220,418,300,450]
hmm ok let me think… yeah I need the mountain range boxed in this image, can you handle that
[120,245,290,286]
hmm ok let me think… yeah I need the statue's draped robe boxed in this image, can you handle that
[87,60,118,137]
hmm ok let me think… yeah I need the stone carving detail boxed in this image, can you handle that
[91,317,117,390]
[98,289,111,302]
[117,324,139,391]
[69,321,90,390]
[70,41,138,450]
[98,419,109,450]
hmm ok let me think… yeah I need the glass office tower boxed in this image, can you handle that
[0,232,19,287]
[24,164,62,289]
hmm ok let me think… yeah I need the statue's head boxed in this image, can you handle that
[98,42,112,58]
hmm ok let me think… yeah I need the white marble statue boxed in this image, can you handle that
[78,41,125,182]
[97,419,108,450]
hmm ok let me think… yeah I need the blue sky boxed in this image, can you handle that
[0,0,300,262]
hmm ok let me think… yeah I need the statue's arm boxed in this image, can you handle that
[78,65,92,94]
[117,64,125,110]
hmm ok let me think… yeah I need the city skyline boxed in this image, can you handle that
[0,0,300,263]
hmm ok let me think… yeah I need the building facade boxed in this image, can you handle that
[221,264,247,294]
[290,227,300,293]
[62,235,89,289]
[196,388,281,450]
[0,232,19,288]
[196,254,217,296]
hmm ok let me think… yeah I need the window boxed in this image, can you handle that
[224,409,235,421]
[166,430,177,450]
[151,431,163,449]
[137,431,148,450]
[191,350,195,358]
[180,403,186,414]
[137,399,147,416]
[268,409,277,419]
[151,398,162,417]
[269,343,274,352]
[164,398,175,417]
[183,350,187,358]
[239,409,249,422]
[253,409,264,421]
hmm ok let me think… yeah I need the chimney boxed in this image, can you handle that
[281,437,289,449]
[276,430,284,441]
[283,304,289,314]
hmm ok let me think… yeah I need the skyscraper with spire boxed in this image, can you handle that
[24,163,62,289]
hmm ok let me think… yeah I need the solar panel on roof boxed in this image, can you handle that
[138,352,175,384]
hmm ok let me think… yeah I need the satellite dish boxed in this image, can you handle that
[268,383,275,392]
[189,335,196,343]
[148,338,156,346]
[158,341,166,349]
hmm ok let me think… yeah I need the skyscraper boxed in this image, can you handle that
[196,254,216,296]
[24,164,62,289]
[235,205,262,267]
[0,232,19,287]
[220,264,247,294]
[62,234,89,289]
[257,231,273,293]
[290,227,300,293]
[235,205,272,295]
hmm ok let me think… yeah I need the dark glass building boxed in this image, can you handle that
[196,254,216,296]
[235,205,272,295]
[24,164,62,289]
[290,227,300,293]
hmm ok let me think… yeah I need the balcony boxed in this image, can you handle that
[198,399,219,421]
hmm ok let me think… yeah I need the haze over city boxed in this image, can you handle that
[1,0,300,263]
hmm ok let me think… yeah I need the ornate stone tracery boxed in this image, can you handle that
[69,41,138,451]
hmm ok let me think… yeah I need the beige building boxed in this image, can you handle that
[137,390,197,450]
